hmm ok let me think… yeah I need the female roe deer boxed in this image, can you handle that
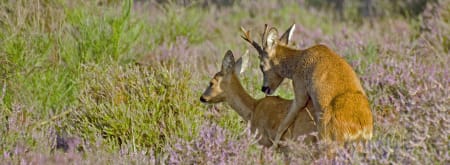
[200,50,317,152]
[240,24,373,150]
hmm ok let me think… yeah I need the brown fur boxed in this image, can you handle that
[200,50,317,152]
[241,25,373,149]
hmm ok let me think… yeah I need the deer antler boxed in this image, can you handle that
[240,26,264,55]
[261,24,269,44]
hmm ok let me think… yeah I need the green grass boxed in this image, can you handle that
[0,0,206,153]
[1,0,448,163]
[68,63,203,152]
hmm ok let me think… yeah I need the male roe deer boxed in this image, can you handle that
[200,50,317,152]
[240,24,373,150]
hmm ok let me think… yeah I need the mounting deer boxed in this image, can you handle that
[200,50,317,152]
[240,24,373,150]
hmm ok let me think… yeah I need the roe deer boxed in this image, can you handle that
[240,24,373,150]
[200,50,317,152]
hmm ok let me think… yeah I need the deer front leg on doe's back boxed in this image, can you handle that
[272,83,309,148]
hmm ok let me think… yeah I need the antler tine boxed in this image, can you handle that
[240,26,264,54]
[240,26,252,43]
[261,24,269,43]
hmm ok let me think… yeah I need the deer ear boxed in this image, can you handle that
[221,50,235,73]
[266,28,278,50]
[234,50,249,75]
[279,24,295,45]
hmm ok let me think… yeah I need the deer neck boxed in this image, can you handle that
[224,74,257,121]
[274,44,304,78]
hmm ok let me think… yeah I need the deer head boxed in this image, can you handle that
[240,24,296,95]
[200,50,249,103]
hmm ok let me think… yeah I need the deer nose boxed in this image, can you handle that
[200,96,207,103]
[261,86,271,95]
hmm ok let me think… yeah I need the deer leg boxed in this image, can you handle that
[272,88,308,149]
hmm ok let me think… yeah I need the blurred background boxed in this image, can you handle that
[146,0,436,20]
[0,0,448,164]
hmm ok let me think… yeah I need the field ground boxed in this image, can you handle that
[0,0,449,164]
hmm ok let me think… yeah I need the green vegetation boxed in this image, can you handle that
[0,0,448,164]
